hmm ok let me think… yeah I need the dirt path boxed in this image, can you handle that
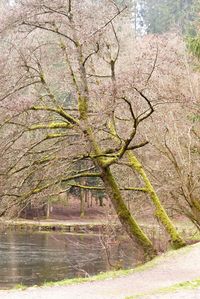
[1,242,200,299]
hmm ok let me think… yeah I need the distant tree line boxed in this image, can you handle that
[136,0,199,35]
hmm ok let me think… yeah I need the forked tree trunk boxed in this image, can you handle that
[73,33,157,258]
[101,166,156,259]
[127,151,185,249]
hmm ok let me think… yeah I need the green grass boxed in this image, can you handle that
[43,269,135,287]
[162,278,200,292]
[13,283,27,290]
[125,277,200,299]
[11,269,136,290]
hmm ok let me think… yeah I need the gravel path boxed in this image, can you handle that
[1,242,200,299]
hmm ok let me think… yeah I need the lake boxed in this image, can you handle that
[0,231,142,289]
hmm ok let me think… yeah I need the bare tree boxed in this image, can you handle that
[0,0,186,256]
[137,34,200,233]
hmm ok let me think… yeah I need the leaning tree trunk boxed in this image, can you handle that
[73,29,156,258]
[101,166,156,259]
[127,151,185,249]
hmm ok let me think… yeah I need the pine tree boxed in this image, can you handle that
[137,0,196,34]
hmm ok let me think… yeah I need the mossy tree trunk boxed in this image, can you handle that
[74,49,155,253]
[127,151,185,249]
[78,124,157,257]
[101,166,156,258]
[62,12,157,258]
[80,128,157,257]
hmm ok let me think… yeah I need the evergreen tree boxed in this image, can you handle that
[186,1,200,59]
[137,0,196,34]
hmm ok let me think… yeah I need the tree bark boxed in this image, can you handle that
[101,166,156,259]
[80,188,85,217]
[72,24,157,258]
[45,201,50,219]
[127,151,185,249]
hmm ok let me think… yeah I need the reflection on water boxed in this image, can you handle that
[0,231,140,288]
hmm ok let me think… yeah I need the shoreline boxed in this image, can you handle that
[0,218,110,233]
[1,242,199,292]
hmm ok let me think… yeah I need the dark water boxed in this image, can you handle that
[0,231,140,289]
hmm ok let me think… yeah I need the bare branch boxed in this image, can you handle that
[30,106,79,125]
[146,45,158,85]
[83,43,100,67]
[21,21,77,46]
[29,122,73,130]
[67,183,147,192]
[134,87,154,123]
[61,172,101,182]
[82,6,127,44]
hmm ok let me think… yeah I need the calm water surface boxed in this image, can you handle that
[0,231,140,288]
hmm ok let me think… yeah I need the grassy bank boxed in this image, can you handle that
[13,269,135,290]
[125,277,200,299]
[12,242,199,291]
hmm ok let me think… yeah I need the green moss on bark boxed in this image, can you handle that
[127,151,186,249]
[101,167,156,258]
[78,96,88,120]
